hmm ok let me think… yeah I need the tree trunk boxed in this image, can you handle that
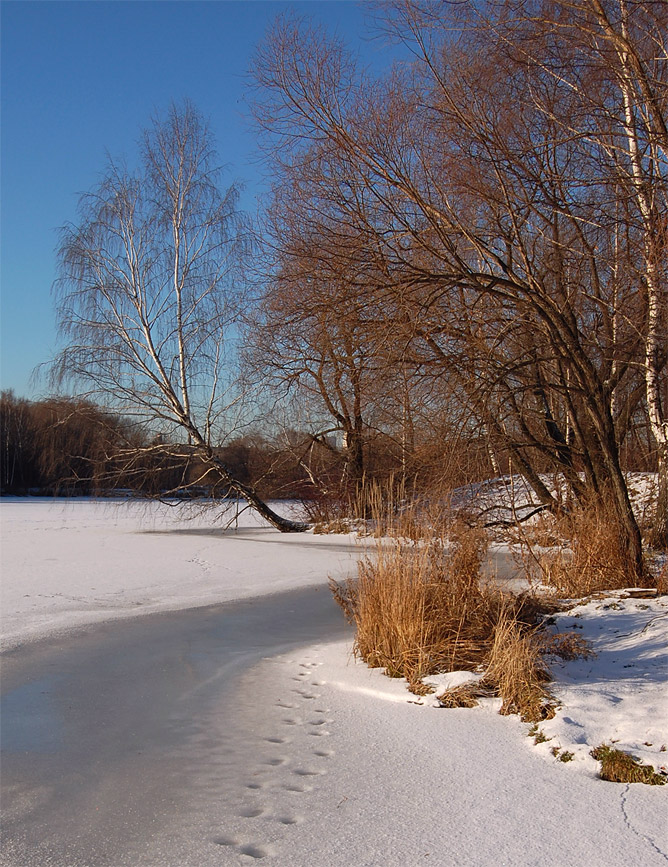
[650,444,668,550]
[209,453,310,533]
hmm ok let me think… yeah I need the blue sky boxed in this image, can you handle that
[1,0,393,398]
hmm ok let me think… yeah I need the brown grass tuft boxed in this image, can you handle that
[331,504,593,723]
[408,680,435,697]
[538,631,595,661]
[591,745,667,785]
[313,518,354,535]
[331,517,568,720]
[330,523,498,685]
[437,682,488,708]
[538,498,649,597]
[483,606,554,722]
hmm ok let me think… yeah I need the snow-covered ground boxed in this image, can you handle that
[454,471,660,530]
[1,498,667,865]
[0,497,360,652]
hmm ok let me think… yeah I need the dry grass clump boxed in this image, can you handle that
[437,682,491,708]
[538,498,649,597]
[437,611,592,722]
[482,607,554,721]
[331,523,497,685]
[537,630,595,661]
[303,479,447,538]
[313,518,354,535]
[437,606,557,722]
[552,748,575,762]
[331,520,582,721]
[590,745,667,785]
[360,481,454,541]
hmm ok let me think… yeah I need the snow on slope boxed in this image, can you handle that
[536,592,668,776]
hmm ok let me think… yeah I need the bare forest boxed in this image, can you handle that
[7,1,666,566]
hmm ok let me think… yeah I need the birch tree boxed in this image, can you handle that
[53,102,307,531]
[553,0,668,545]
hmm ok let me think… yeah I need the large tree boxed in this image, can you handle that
[253,1,667,570]
[52,102,307,531]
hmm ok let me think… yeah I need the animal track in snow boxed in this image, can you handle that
[276,814,303,825]
[212,835,239,847]
[314,749,334,757]
[239,844,273,860]
[293,767,325,777]
[239,806,265,818]
[265,736,289,744]
[187,555,212,575]
[283,782,313,793]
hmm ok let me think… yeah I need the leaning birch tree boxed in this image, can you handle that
[52,101,307,531]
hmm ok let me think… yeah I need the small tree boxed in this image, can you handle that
[52,101,307,531]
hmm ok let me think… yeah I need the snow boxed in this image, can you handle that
[218,638,668,866]
[0,498,360,652]
[536,593,668,776]
[455,471,660,531]
[2,498,667,865]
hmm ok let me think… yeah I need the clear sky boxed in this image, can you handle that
[1,0,393,399]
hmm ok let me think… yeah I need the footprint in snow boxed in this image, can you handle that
[283,782,313,793]
[239,806,265,818]
[212,836,239,847]
[276,814,303,825]
[239,844,273,859]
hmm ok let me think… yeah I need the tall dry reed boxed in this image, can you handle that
[538,497,649,596]
[331,522,502,686]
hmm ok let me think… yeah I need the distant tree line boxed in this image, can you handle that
[1,387,654,504]
[1,391,173,495]
[0,388,494,498]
